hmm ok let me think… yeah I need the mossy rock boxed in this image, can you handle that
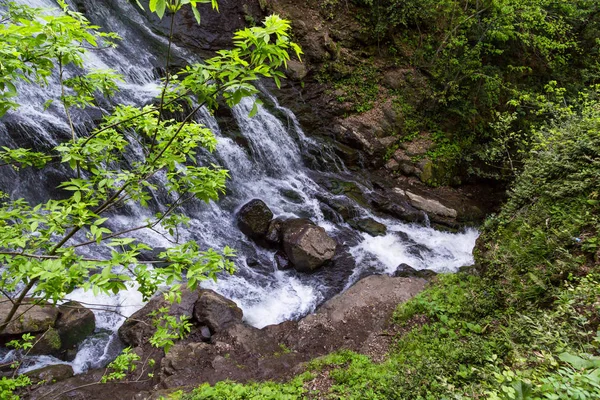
[349,218,387,237]
[30,327,62,356]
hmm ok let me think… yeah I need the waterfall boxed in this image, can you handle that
[0,0,479,374]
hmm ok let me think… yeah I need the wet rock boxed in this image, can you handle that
[193,290,243,334]
[119,289,199,347]
[0,300,58,337]
[393,263,417,277]
[56,301,95,353]
[415,269,438,279]
[265,217,286,246]
[393,264,438,279]
[29,327,62,357]
[332,142,361,167]
[405,190,458,219]
[274,250,292,271]
[320,203,342,223]
[236,199,274,241]
[280,189,303,204]
[281,219,337,272]
[317,195,360,221]
[349,218,387,237]
[25,364,74,385]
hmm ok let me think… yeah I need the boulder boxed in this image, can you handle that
[55,301,95,352]
[193,290,243,333]
[29,327,62,356]
[393,263,418,278]
[119,289,199,347]
[405,190,458,219]
[236,199,274,241]
[25,364,74,385]
[0,300,58,337]
[349,218,387,237]
[281,219,337,272]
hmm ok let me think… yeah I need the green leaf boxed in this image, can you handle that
[191,6,201,24]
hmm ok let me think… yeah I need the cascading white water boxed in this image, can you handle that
[1,0,480,374]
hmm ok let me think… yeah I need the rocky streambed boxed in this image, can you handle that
[25,274,426,400]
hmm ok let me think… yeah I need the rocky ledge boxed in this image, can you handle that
[27,274,426,399]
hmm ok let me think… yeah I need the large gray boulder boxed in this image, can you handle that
[236,199,274,241]
[281,219,337,272]
[193,290,243,334]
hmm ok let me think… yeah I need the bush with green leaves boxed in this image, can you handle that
[0,0,301,396]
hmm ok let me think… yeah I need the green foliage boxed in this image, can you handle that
[0,376,30,400]
[346,0,600,180]
[181,376,309,399]
[101,347,141,383]
[318,61,380,113]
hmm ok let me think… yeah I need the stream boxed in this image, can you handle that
[0,0,478,374]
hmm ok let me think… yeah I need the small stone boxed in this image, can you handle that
[385,159,399,171]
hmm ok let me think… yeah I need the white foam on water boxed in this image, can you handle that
[203,271,321,328]
[350,222,479,275]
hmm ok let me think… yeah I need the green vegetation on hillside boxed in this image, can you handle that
[318,0,600,182]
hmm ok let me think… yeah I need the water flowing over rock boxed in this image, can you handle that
[2,0,481,378]
[281,219,337,272]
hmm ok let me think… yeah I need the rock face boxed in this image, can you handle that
[236,199,274,241]
[193,290,244,333]
[281,219,337,272]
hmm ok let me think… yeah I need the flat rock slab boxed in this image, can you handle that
[0,301,58,337]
